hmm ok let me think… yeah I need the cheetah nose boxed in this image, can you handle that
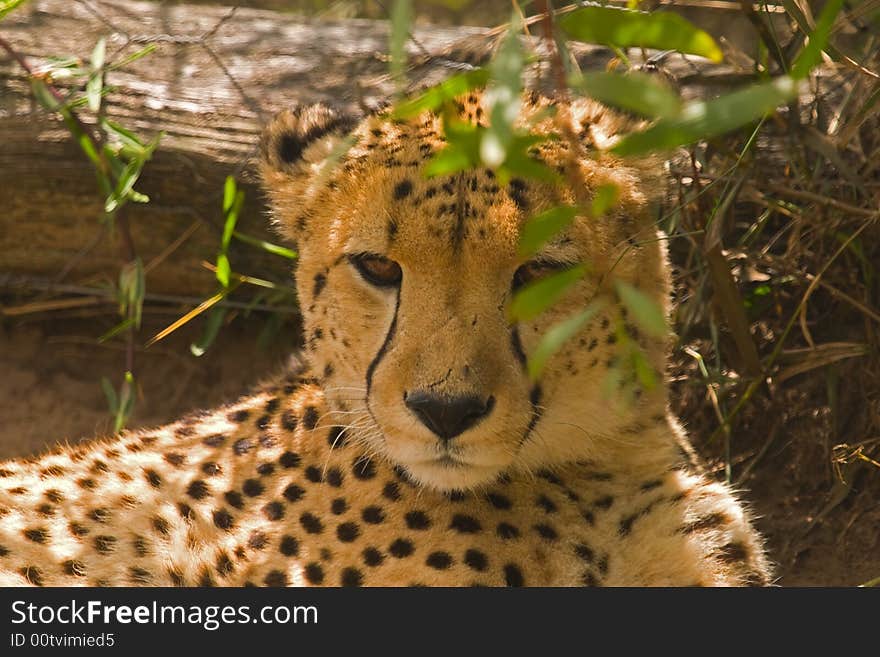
[404,391,495,443]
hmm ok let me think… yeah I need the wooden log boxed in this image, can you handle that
[0,0,492,297]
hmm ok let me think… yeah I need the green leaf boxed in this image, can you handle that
[527,303,602,380]
[86,38,106,113]
[0,0,29,21]
[508,264,588,323]
[519,205,581,257]
[216,253,231,289]
[790,0,844,79]
[191,306,227,357]
[611,76,800,156]
[425,119,482,177]
[107,44,156,71]
[100,376,119,414]
[97,317,135,344]
[592,183,620,217]
[223,175,237,214]
[232,231,297,259]
[615,279,666,337]
[391,68,490,119]
[559,7,723,63]
[389,0,412,92]
[572,71,682,119]
[117,257,145,328]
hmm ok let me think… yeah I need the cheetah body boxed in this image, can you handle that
[0,91,770,586]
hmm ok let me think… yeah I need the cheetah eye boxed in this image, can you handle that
[512,259,568,291]
[349,253,402,288]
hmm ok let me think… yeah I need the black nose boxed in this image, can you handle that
[404,391,495,442]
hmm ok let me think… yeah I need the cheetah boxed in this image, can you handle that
[0,91,771,587]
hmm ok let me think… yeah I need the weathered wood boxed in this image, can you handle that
[0,0,494,296]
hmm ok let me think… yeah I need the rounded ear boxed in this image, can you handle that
[259,104,357,241]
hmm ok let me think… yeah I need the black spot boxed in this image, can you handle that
[303,407,319,430]
[426,551,453,570]
[21,566,44,587]
[186,480,210,500]
[264,502,285,521]
[337,522,360,543]
[536,494,557,513]
[281,413,298,432]
[77,477,96,490]
[284,484,305,503]
[405,511,431,530]
[331,498,348,515]
[393,179,413,199]
[24,528,48,544]
[280,535,300,557]
[486,492,512,510]
[300,512,323,534]
[575,543,595,563]
[594,495,614,510]
[450,514,481,533]
[382,482,401,501]
[327,426,346,448]
[341,567,364,587]
[464,549,488,572]
[233,438,253,455]
[716,542,750,564]
[213,509,234,530]
[640,479,663,492]
[228,409,250,423]
[203,434,226,447]
[63,560,86,577]
[129,567,152,585]
[94,535,117,553]
[243,479,265,497]
[682,512,728,534]
[89,508,111,523]
[248,531,268,550]
[133,536,149,557]
[363,547,385,567]
[201,461,221,476]
[305,466,323,483]
[304,563,324,584]
[362,506,385,524]
[353,458,376,480]
[497,523,520,539]
[216,553,235,577]
[582,571,599,586]
[280,451,301,468]
[224,491,244,509]
[151,517,169,536]
[508,178,528,210]
[264,570,289,587]
[504,564,524,587]
[534,524,559,540]
[326,468,344,487]
[389,538,414,558]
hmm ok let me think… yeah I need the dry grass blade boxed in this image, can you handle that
[775,342,869,383]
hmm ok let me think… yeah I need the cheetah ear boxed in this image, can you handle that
[259,104,357,241]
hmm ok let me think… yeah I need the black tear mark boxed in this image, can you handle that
[519,385,544,447]
[510,326,527,367]
[387,218,399,242]
[365,288,401,396]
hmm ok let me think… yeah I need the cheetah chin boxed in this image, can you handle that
[0,91,772,587]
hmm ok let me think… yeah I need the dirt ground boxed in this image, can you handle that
[0,311,877,586]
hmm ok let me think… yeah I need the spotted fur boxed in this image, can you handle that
[0,92,770,586]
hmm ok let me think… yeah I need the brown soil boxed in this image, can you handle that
[1,311,876,586]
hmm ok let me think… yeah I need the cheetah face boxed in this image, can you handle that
[260,94,667,491]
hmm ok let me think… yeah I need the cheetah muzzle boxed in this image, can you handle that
[0,91,771,587]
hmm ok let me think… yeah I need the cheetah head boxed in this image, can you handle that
[260,92,669,491]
